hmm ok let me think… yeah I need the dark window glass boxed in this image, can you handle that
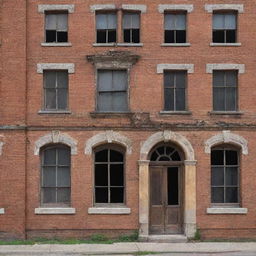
[123,13,140,43]
[150,145,181,162]
[41,145,71,205]
[168,167,179,205]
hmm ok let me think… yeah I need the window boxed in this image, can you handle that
[164,13,186,43]
[97,70,128,112]
[123,13,140,43]
[213,70,237,111]
[94,147,124,204]
[211,147,239,204]
[96,13,117,43]
[45,13,68,43]
[43,70,68,111]
[213,13,237,43]
[41,145,71,206]
[164,71,186,111]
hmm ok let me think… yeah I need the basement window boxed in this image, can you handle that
[94,146,125,204]
[123,12,140,43]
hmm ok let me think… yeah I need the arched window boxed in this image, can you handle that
[150,145,181,161]
[211,146,239,204]
[94,146,124,204]
[41,144,71,206]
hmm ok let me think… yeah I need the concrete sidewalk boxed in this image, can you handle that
[0,242,256,255]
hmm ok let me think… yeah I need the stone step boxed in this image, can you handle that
[146,234,188,243]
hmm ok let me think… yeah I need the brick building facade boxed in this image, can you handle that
[0,0,256,240]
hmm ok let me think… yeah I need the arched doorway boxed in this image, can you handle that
[149,144,184,234]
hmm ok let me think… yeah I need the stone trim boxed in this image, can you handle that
[157,64,194,74]
[210,43,241,47]
[161,43,191,47]
[207,208,247,214]
[205,4,244,13]
[41,43,72,47]
[0,208,4,214]
[34,131,78,155]
[122,5,147,13]
[38,4,75,13]
[37,63,75,74]
[0,141,4,155]
[88,207,131,214]
[35,208,76,214]
[184,160,197,166]
[158,4,194,13]
[206,64,245,74]
[85,131,132,155]
[140,131,195,161]
[90,4,116,13]
[205,130,248,155]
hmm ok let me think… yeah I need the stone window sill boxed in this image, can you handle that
[41,43,72,47]
[207,207,247,214]
[161,43,191,47]
[93,43,116,47]
[35,208,76,215]
[90,111,133,118]
[88,207,131,215]
[208,111,244,116]
[210,43,241,47]
[159,111,192,115]
[38,110,71,114]
[0,208,4,214]
[117,43,143,47]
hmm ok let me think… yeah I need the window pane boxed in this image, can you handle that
[213,30,225,43]
[42,167,56,187]
[107,30,116,42]
[46,30,56,43]
[110,164,124,186]
[226,30,236,43]
[107,13,117,29]
[213,14,225,29]
[176,14,186,30]
[164,14,175,30]
[123,13,132,29]
[213,71,225,87]
[98,70,112,91]
[224,14,236,29]
[43,148,56,165]
[95,187,108,203]
[211,150,224,165]
[57,167,70,187]
[168,167,179,205]
[132,29,140,43]
[226,71,237,87]
[164,72,174,88]
[226,167,238,186]
[175,88,186,111]
[95,149,108,162]
[57,188,70,203]
[171,151,181,161]
[124,29,131,42]
[44,71,56,88]
[57,71,68,88]
[226,87,236,111]
[164,88,174,111]
[165,30,175,43]
[46,14,57,30]
[95,164,108,186]
[45,89,56,109]
[97,93,112,111]
[213,87,225,111]
[97,30,106,43]
[211,167,224,186]
[175,72,186,88]
[110,188,124,203]
[57,148,70,166]
[57,89,67,109]
[131,14,140,29]
[110,150,123,162]
[57,14,68,31]
[42,188,56,204]
[225,187,238,203]
[176,30,186,43]
[113,71,127,91]
[96,14,107,29]
[211,187,224,203]
[112,92,128,111]
[57,31,68,42]
[226,150,238,165]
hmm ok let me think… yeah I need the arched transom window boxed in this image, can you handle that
[150,145,181,161]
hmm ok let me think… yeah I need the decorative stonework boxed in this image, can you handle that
[206,64,245,74]
[37,63,75,74]
[205,130,248,155]
[158,4,194,13]
[157,64,194,74]
[122,4,147,13]
[205,4,244,13]
[34,131,78,155]
[140,131,195,161]
[90,4,116,12]
[85,131,132,155]
[38,4,75,13]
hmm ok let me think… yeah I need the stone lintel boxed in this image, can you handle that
[205,4,244,13]
[158,4,194,13]
[122,4,147,13]
[38,4,75,13]
[37,63,75,74]
[206,64,245,74]
[157,64,194,74]
[138,160,150,166]
[90,4,116,13]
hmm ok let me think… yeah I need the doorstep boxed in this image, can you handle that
[139,234,188,243]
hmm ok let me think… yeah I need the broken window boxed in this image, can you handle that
[123,13,140,43]
[45,13,68,43]
[96,13,117,43]
[97,70,128,112]
[164,13,186,43]
[43,70,68,111]
[94,147,124,204]
[213,13,237,43]
[213,70,237,111]
[41,145,71,206]
[211,147,239,204]
[164,71,186,111]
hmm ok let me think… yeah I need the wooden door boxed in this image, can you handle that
[150,166,182,234]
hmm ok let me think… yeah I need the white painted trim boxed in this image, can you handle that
[90,4,116,13]
[205,4,244,13]
[35,208,76,214]
[157,64,194,74]
[207,208,248,214]
[122,4,147,13]
[161,43,191,47]
[41,43,72,47]
[38,4,75,13]
[158,4,194,13]
[210,43,241,47]
[206,64,245,74]
[0,208,5,214]
[37,63,75,74]
[88,207,131,214]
